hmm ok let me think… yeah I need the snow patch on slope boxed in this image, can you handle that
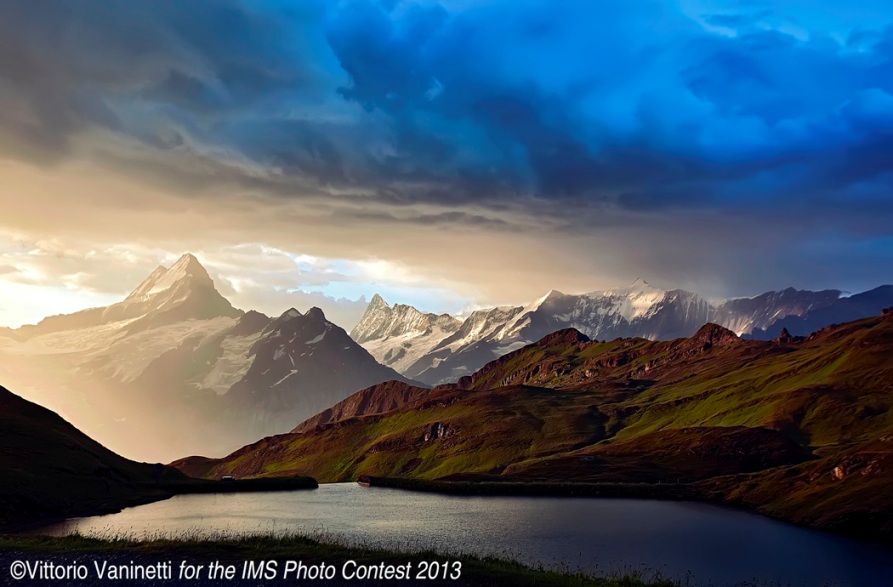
[306,330,326,345]
[201,329,265,395]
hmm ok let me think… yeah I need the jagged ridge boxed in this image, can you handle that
[353,281,893,385]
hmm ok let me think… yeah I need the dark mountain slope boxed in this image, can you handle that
[748,285,893,339]
[0,384,181,527]
[225,307,421,437]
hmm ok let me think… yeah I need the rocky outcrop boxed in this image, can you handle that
[423,422,458,442]
[830,453,891,481]
[685,323,740,351]
[773,327,805,344]
[230,310,271,337]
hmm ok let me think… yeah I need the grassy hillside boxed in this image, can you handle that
[174,311,893,537]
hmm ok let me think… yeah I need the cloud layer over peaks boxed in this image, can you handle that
[1,0,892,309]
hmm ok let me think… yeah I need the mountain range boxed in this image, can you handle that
[3,252,893,538]
[0,254,409,462]
[352,280,893,384]
[2,253,891,462]
[177,308,893,538]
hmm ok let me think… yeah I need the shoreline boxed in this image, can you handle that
[156,475,318,494]
[356,475,893,545]
[6,481,891,586]
[357,475,702,499]
[9,474,891,547]
[1,476,317,533]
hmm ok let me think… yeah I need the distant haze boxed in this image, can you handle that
[1,1,892,328]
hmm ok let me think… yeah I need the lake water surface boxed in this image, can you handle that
[31,483,893,586]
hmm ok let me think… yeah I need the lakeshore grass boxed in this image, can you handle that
[0,531,682,586]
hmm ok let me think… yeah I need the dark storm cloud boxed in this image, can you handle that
[0,0,330,167]
[341,208,511,230]
[3,0,892,211]
[1,0,892,295]
[319,0,893,228]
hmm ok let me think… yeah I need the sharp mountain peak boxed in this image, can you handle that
[127,253,213,300]
[369,293,389,309]
[305,307,326,321]
[280,308,303,320]
[529,288,568,308]
[168,252,209,277]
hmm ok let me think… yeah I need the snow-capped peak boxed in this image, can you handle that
[525,289,566,312]
[623,277,655,294]
[497,290,568,338]
[126,253,213,300]
[576,278,667,322]
[350,293,462,357]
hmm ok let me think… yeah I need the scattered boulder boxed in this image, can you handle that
[831,453,891,481]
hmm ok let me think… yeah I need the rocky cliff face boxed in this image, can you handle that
[351,294,461,343]
[350,294,463,374]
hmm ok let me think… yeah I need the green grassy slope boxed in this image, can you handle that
[175,311,893,537]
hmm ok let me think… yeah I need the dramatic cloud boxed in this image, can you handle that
[1,0,892,325]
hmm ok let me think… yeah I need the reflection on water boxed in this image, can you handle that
[32,483,893,586]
